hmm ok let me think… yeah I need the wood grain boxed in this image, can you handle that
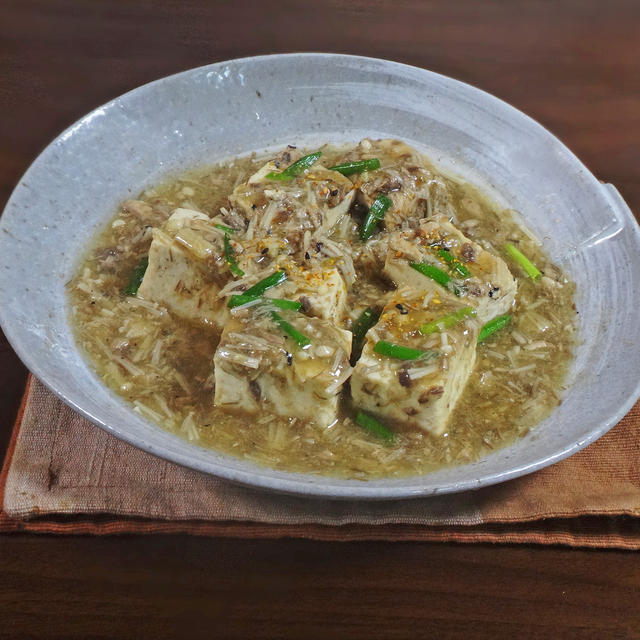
[1,0,639,637]
[2,536,640,639]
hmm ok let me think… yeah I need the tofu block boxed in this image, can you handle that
[351,293,478,435]
[233,242,348,321]
[229,154,356,242]
[214,309,352,427]
[383,215,516,323]
[347,139,435,229]
[138,208,232,329]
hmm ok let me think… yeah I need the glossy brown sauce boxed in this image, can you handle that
[69,146,576,478]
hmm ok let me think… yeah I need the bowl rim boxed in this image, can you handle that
[2,52,640,500]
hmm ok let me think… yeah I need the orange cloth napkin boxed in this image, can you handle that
[2,376,640,548]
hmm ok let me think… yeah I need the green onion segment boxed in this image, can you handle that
[360,194,393,241]
[244,270,287,297]
[229,296,301,313]
[504,243,541,280]
[269,298,302,311]
[215,223,236,233]
[270,311,311,348]
[265,151,322,181]
[328,158,381,175]
[350,307,380,366]
[436,249,470,278]
[224,233,244,278]
[373,340,426,360]
[409,262,451,288]
[355,410,396,444]
[227,270,287,308]
[478,314,512,343]
[420,307,476,335]
[123,256,149,296]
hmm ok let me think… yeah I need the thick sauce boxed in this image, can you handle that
[69,144,576,479]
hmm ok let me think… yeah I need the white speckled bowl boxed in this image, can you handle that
[1,54,639,499]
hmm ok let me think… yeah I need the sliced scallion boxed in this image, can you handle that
[436,249,470,278]
[355,410,396,444]
[215,223,236,233]
[123,256,149,296]
[244,270,287,297]
[269,298,302,311]
[373,340,426,360]
[478,314,512,343]
[504,243,541,280]
[409,262,451,288]
[227,270,287,308]
[228,293,258,309]
[350,307,380,366]
[224,233,244,278]
[270,311,311,348]
[420,307,476,335]
[265,151,322,181]
[328,158,381,175]
[360,194,393,241]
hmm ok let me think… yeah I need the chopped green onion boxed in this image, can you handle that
[227,270,287,308]
[123,256,149,296]
[420,307,476,335]
[360,215,378,242]
[409,262,451,288]
[373,340,426,360]
[350,307,380,366]
[360,194,393,241]
[328,158,381,175]
[224,233,244,278]
[355,410,396,444]
[227,293,258,309]
[270,311,311,348]
[478,314,512,343]
[436,249,470,278]
[369,193,393,219]
[244,270,287,297]
[265,151,322,180]
[229,295,301,312]
[504,243,541,280]
[215,223,236,233]
[269,298,302,311]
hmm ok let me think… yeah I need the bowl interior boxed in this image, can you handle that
[1,54,639,498]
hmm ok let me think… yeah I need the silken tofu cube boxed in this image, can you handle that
[228,154,356,242]
[383,214,516,323]
[138,208,233,329]
[350,293,478,436]
[214,307,352,427]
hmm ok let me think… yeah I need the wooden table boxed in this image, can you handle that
[1,1,639,637]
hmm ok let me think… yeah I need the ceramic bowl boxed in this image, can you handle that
[1,54,639,499]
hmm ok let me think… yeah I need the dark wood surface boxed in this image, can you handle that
[1,1,639,637]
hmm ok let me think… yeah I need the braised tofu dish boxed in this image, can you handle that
[70,139,576,478]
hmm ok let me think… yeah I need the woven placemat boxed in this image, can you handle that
[2,377,639,548]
